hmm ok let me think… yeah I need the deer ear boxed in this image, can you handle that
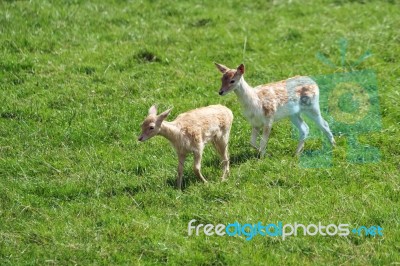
[215,62,229,74]
[237,64,245,74]
[148,105,157,115]
[157,108,172,122]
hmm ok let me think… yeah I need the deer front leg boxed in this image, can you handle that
[176,153,186,189]
[259,121,273,158]
[250,127,260,150]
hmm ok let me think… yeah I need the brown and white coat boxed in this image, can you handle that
[215,63,335,157]
[138,105,233,189]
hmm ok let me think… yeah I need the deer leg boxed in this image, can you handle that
[305,110,335,146]
[176,153,186,189]
[259,121,273,158]
[193,149,207,183]
[213,137,230,181]
[290,114,310,155]
[250,127,260,150]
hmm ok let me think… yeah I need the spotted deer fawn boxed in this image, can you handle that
[138,105,233,189]
[215,63,335,158]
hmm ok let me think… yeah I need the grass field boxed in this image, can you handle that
[1,0,399,265]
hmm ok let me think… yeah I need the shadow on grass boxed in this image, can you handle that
[164,150,259,191]
[165,171,206,191]
[202,150,259,168]
[230,150,259,166]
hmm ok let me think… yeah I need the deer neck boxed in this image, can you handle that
[234,77,259,109]
[159,121,181,145]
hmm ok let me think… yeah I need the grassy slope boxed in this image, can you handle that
[0,0,399,265]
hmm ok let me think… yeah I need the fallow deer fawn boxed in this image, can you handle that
[138,105,233,189]
[215,63,335,157]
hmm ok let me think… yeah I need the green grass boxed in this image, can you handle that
[1,0,399,265]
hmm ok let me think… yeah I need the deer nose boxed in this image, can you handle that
[138,136,143,141]
[219,90,224,95]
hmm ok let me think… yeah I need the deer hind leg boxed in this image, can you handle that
[213,136,230,181]
[193,146,208,183]
[305,109,336,146]
[290,114,310,155]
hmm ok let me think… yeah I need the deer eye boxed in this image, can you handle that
[149,126,155,130]
[230,80,235,84]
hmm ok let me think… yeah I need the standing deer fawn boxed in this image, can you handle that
[138,105,233,189]
[215,63,335,158]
